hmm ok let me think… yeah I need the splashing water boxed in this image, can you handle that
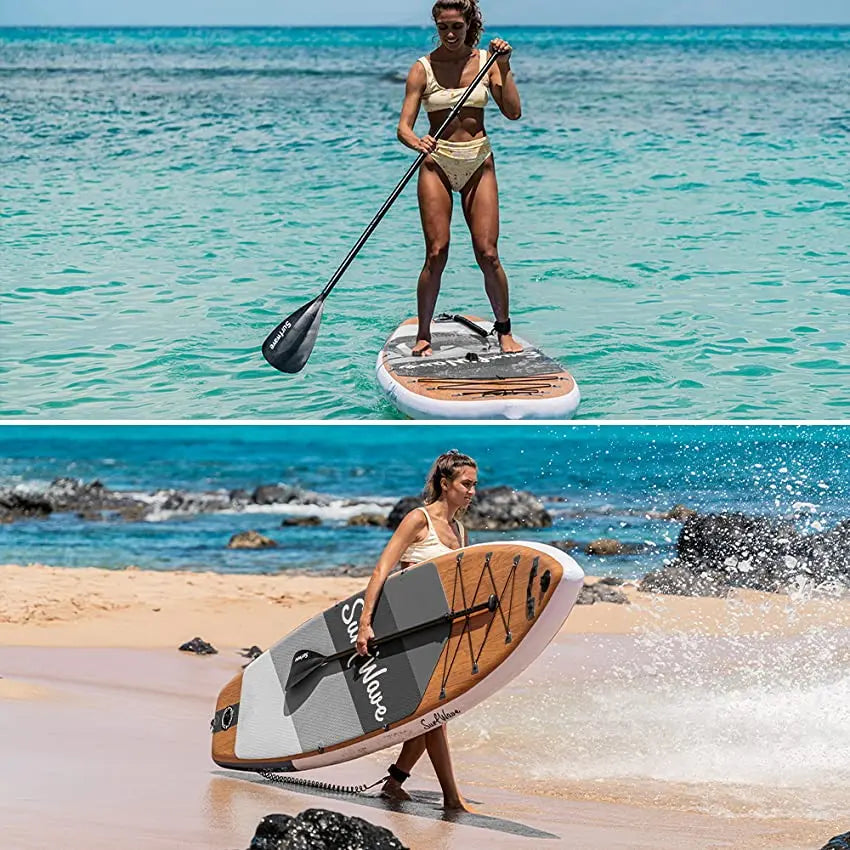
[456,626,850,821]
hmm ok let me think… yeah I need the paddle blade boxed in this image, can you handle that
[285,649,328,691]
[262,295,326,373]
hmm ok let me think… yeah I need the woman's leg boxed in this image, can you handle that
[381,735,428,801]
[414,159,453,355]
[460,158,522,353]
[424,724,469,811]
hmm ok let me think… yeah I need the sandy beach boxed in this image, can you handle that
[1,564,847,849]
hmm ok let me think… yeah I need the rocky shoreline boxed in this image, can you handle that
[3,477,848,600]
[640,512,850,597]
[0,477,338,523]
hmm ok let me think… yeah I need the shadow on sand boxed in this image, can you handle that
[212,769,560,840]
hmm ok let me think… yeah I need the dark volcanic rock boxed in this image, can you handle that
[4,477,345,525]
[346,513,387,527]
[0,491,53,522]
[41,477,149,518]
[464,487,552,530]
[116,504,149,522]
[248,809,408,850]
[647,503,698,521]
[638,513,850,598]
[386,496,423,530]
[250,814,293,849]
[547,539,580,552]
[671,512,850,592]
[638,565,731,597]
[239,645,263,660]
[387,488,551,532]
[802,519,850,584]
[179,637,217,655]
[253,485,330,507]
[281,516,322,527]
[155,489,231,513]
[76,510,105,521]
[43,477,110,510]
[676,513,800,591]
[577,579,631,605]
[228,530,278,549]
[664,503,698,521]
[584,538,647,556]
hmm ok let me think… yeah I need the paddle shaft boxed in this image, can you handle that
[318,49,503,301]
[364,593,496,654]
[288,594,497,689]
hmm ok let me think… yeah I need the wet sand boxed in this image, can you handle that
[1,565,847,849]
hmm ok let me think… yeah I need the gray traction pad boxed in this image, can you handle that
[277,563,451,753]
[386,339,566,380]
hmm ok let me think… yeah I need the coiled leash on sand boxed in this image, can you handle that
[258,763,409,797]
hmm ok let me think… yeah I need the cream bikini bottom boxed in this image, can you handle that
[429,136,492,192]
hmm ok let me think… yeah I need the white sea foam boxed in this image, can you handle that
[142,493,394,523]
[458,627,850,821]
[229,499,395,521]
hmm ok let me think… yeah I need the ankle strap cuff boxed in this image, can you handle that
[388,763,410,784]
[493,318,511,336]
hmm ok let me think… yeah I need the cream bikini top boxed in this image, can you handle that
[418,49,490,113]
[400,507,466,565]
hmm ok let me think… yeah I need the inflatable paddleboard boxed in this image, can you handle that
[376,315,580,420]
[211,541,583,773]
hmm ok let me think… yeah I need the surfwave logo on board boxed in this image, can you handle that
[267,321,292,351]
[341,598,389,723]
[420,707,461,730]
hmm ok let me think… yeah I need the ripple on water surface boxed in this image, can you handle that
[3,26,850,417]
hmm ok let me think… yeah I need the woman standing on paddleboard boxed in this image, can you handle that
[398,0,523,357]
[356,449,477,811]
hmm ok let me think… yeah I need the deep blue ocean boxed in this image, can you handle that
[1,424,848,574]
[2,26,849,418]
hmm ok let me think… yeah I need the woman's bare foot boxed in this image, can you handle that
[411,339,433,357]
[443,794,475,812]
[380,778,412,801]
[498,332,523,354]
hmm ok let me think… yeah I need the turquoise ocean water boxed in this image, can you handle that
[1,424,847,574]
[1,26,849,418]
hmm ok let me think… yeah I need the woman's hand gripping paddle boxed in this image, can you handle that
[285,594,498,692]
[262,49,504,373]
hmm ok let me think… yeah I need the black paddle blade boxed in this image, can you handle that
[262,295,326,373]
[285,648,328,691]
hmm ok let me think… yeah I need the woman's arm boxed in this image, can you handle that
[355,509,427,654]
[397,62,437,154]
[488,39,522,121]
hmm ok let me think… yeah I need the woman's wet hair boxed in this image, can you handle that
[424,449,478,504]
[432,0,484,47]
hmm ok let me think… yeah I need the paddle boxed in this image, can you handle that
[262,48,505,373]
[285,593,498,692]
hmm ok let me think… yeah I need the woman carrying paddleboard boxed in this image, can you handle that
[356,449,477,810]
[398,0,523,357]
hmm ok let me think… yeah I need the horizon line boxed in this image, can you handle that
[3,22,850,29]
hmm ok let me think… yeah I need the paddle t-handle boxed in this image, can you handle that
[262,48,506,374]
